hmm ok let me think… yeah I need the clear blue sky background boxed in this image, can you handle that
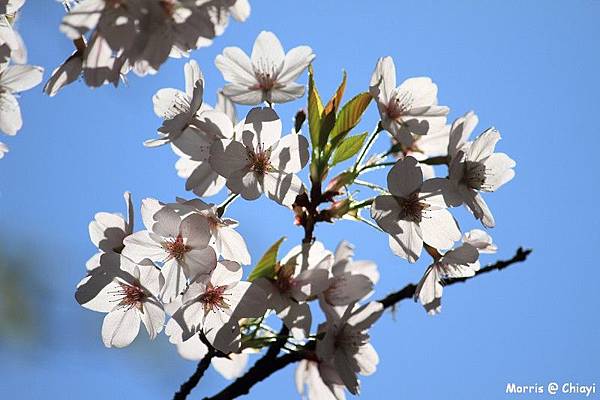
[1,1,599,399]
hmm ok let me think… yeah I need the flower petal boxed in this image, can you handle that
[102,307,141,348]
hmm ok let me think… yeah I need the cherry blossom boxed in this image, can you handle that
[215,30,315,105]
[0,141,7,158]
[415,243,480,315]
[210,107,309,206]
[122,198,216,302]
[165,260,266,353]
[256,241,332,339]
[447,112,516,228]
[146,59,206,147]
[0,62,43,136]
[322,241,379,306]
[173,197,251,265]
[146,61,238,197]
[57,0,247,88]
[316,300,383,395]
[86,191,134,270]
[391,124,450,179]
[0,2,27,64]
[369,56,449,146]
[462,228,497,254]
[170,107,235,197]
[76,254,165,348]
[296,359,346,400]
[43,47,83,97]
[371,156,461,263]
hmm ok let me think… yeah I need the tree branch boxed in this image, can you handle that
[378,247,532,309]
[202,326,293,400]
[174,352,214,400]
[173,333,230,400]
[198,247,532,400]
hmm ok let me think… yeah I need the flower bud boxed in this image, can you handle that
[325,171,356,195]
[320,198,351,221]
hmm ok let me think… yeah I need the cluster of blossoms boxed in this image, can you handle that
[75,27,516,400]
[0,0,43,156]
[76,191,383,395]
[369,56,514,312]
[44,0,250,95]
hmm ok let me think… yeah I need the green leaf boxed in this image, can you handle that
[331,132,368,166]
[247,237,286,282]
[318,109,336,149]
[319,71,347,150]
[307,65,323,152]
[329,92,372,141]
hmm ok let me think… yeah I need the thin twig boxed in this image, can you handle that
[353,121,383,172]
[378,247,532,309]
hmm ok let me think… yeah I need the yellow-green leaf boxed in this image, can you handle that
[329,92,372,141]
[247,237,286,282]
[331,132,368,166]
[307,65,323,152]
[323,70,347,115]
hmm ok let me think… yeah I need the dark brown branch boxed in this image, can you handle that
[174,352,214,400]
[173,333,230,400]
[202,326,293,400]
[198,247,532,400]
[378,247,532,309]
[203,352,305,400]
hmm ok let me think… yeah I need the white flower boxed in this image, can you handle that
[447,111,516,228]
[0,141,8,158]
[316,301,383,395]
[76,254,165,348]
[0,13,26,64]
[256,241,332,339]
[43,49,83,97]
[170,107,235,197]
[229,0,250,22]
[59,0,245,88]
[371,156,461,263]
[174,197,251,265]
[215,30,315,105]
[415,243,480,315]
[369,56,449,146]
[0,0,25,15]
[296,359,346,400]
[212,351,249,379]
[462,228,497,254]
[322,241,379,306]
[147,61,239,197]
[87,191,134,270]
[0,62,43,135]
[122,198,217,302]
[146,59,206,147]
[391,124,450,179]
[210,107,309,206]
[215,89,237,123]
[166,260,266,353]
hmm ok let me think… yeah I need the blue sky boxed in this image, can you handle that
[1,0,599,399]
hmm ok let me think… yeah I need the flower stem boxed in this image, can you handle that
[352,179,389,193]
[216,193,239,217]
[353,121,383,173]
[358,161,396,173]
